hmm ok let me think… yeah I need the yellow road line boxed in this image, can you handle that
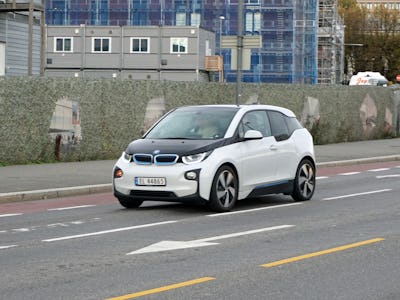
[261,238,384,268]
[105,277,216,300]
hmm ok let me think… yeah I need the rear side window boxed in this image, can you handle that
[286,117,303,133]
[267,111,290,141]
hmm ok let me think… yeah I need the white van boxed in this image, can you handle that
[349,71,388,86]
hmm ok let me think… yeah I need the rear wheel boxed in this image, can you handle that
[291,159,315,202]
[208,165,238,212]
[118,197,143,209]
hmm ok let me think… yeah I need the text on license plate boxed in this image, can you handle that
[135,177,166,186]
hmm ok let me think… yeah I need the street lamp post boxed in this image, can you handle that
[219,16,225,82]
[236,0,244,105]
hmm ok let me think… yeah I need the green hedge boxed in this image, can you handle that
[0,77,397,165]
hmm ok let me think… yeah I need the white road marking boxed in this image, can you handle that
[127,225,295,255]
[0,245,18,250]
[316,176,329,180]
[12,228,30,232]
[338,172,361,176]
[368,168,390,172]
[4,218,100,235]
[48,205,96,211]
[42,220,178,242]
[70,220,85,225]
[47,223,69,228]
[322,189,392,201]
[207,203,301,217]
[0,213,23,218]
[376,174,400,179]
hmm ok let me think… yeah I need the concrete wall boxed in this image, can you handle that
[0,77,399,165]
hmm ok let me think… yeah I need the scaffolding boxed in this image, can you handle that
[45,0,320,84]
[318,0,344,84]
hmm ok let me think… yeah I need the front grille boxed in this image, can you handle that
[154,154,179,165]
[133,154,152,165]
[132,153,179,165]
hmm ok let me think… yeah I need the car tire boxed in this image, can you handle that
[118,197,143,209]
[291,158,315,202]
[208,165,238,212]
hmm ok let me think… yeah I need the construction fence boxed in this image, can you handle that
[0,77,399,165]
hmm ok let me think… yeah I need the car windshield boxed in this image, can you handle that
[145,106,239,140]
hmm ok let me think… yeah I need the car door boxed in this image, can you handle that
[267,110,298,180]
[237,110,278,190]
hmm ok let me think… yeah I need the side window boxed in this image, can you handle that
[285,117,303,134]
[268,111,290,141]
[239,110,272,138]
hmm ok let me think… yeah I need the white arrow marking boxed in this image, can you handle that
[127,224,295,255]
[376,174,400,179]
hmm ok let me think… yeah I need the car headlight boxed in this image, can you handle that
[122,152,132,163]
[182,151,211,165]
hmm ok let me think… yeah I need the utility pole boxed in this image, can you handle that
[236,0,243,106]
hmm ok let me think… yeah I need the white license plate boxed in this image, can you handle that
[135,177,166,186]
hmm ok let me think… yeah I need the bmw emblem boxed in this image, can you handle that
[153,149,161,155]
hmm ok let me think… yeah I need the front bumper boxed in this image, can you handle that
[113,159,206,203]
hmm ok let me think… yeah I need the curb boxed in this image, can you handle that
[316,155,400,167]
[1,155,400,204]
[0,184,112,204]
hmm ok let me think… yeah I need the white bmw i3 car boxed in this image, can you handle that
[113,105,315,212]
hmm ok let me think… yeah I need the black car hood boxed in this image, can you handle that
[125,138,233,156]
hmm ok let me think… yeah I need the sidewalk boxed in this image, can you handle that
[1,138,400,203]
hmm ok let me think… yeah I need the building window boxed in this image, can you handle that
[245,11,261,33]
[191,13,201,26]
[90,0,108,25]
[92,37,111,53]
[170,37,188,53]
[54,37,73,52]
[176,12,186,26]
[131,38,149,53]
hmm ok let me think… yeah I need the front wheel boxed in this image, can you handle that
[208,165,238,212]
[118,197,143,209]
[291,159,315,202]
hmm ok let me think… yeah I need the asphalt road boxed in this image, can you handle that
[1,138,400,199]
[1,161,400,300]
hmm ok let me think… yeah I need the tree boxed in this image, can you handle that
[339,1,400,82]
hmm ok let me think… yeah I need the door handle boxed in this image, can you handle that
[270,145,278,151]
